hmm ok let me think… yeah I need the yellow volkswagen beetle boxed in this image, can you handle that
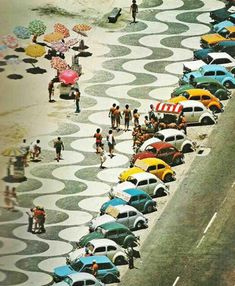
[118,158,175,183]
[168,89,223,113]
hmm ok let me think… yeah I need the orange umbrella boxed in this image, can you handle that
[51,57,68,71]
[25,44,46,58]
[72,24,92,32]
[54,23,70,38]
[44,32,64,43]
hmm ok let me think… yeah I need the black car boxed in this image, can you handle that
[210,5,235,23]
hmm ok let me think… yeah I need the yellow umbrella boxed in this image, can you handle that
[44,32,64,43]
[2,146,23,157]
[25,44,46,58]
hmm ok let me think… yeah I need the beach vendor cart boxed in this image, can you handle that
[59,69,80,99]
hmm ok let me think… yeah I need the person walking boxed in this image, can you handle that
[91,260,99,277]
[130,0,138,23]
[54,137,64,162]
[4,186,11,210]
[133,109,140,127]
[48,80,55,103]
[113,106,122,132]
[19,139,30,167]
[98,144,107,169]
[108,103,117,129]
[178,112,187,135]
[30,140,41,160]
[93,128,103,153]
[74,88,81,113]
[126,247,135,269]
[106,130,116,158]
[26,208,35,233]
[123,104,132,131]
[9,187,18,211]
[148,104,156,121]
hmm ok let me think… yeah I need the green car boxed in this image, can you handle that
[77,222,139,249]
[171,77,232,100]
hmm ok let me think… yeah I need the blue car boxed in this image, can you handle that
[179,65,235,88]
[100,188,157,214]
[212,14,235,33]
[53,255,120,284]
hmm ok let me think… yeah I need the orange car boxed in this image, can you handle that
[168,89,223,113]
[200,26,235,48]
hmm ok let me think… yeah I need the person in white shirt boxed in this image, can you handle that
[106,130,115,158]
[30,140,41,160]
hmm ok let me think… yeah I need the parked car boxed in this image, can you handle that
[52,273,105,286]
[212,13,235,33]
[172,77,232,100]
[100,188,157,214]
[89,205,148,231]
[210,5,235,23]
[169,89,223,113]
[77,222,139,249]
[183,52,235,72]
[109,172,169,198]
[140,129,194,153]
[66,239,127,266]
[200,26,235,48]
[180,101,217,125]
[179,65,235,88]
[131,142,184,167]
[53,256,120,284]
[119,158,175,183]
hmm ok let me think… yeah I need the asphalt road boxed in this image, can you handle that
[119,94,235,286]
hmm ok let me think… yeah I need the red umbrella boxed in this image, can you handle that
[59,69,79,85]
[54,23,70,38]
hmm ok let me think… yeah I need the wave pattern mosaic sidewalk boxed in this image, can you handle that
[0,0,225,285]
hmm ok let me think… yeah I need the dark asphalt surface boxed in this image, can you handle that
[119,94,235,286]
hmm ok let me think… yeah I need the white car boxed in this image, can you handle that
[109,172,168,198]
[140,129,193,153]
[180,100,217,125]
[183,52,235,73]
[89,205,148,231]
[52,272,104,286]
[66,239,127,265]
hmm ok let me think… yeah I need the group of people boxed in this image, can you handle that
[4,186,18,211]
[19,139,41,166]
[26,206,46,234]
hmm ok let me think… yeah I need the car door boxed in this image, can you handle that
[128,210,138,228]
[164,135,176,147]
[93,246,106,257]
[117,229,129,245]
[215,70,226,83]
[156,163,167,180]
[107,245,118,261]
[146,164,158,177]
[116,212,128,228]
[203,70,216,80]
[148,177,159,196]
[156,147,172,164]
[129,195,140,211]
[106,230,119,244]
[201,94,211,107]
[193,106,204,122]
[175,134,185,150]
[138,194,148,212]
[136,179,148,193]
[182,107,194,123]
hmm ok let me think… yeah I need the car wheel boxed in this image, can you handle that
[173,156,182,165]
[136,220,145,230]
[155,187,166,197]
[103,274,115,284]
[164,173,173,183]
[182,144,193,153]
[201,116,214,125]
[224,81,233,89]
[114,255,126,265]
[146,204,154,213]
[209,105,220,113]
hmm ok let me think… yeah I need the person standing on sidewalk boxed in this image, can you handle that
[123,104,132,131]
[133,109,140,127]
[19,139,30,167]
[126,247,135,269]
[54,137,64,162]
[48,80,55,103]
[108,103,117,129]
[74,88,81,113]
[107,130,116,158]
[130,0,138,23]
[114,106,122,132]
[94,128,103,153]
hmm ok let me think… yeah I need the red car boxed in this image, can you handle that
[131,142,184,167]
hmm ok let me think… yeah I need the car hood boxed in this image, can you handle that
[79,232,104,247]
[168,96,187,104]
[194,48,213,60]
[90,214,115,230]
[101,198,127,213]
[119,167,143,181]
[201,34,225,44]
[183,60,205,71]
[181,71,201,82]
[67,248,85,263]
[54,265,75,278]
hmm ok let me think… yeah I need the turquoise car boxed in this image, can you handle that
[100,188,157,214]
[179,65,235,89]
[53,255,120,284]
[212,14,235,33]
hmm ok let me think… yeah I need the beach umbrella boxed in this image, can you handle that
[28,19,47,42]
[25,44,46,58]
[13,26,31,39]
[54,23,70,38]
[72,24,92,32]
[44,32,64,43]
[51,56,68,71]
[2,146,23,157]
[65,38,79,47]
[51,41,69,53]
[2,35,18,49]
[59,69,79,85]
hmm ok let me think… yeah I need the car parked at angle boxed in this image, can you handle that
[169,89,224,113]
[140,129,194,153]
[52,273,105,286]
[211,13,235,33]
[100,188,157,214]
[89,205,148,231]
[172,77,232,100]
[194,41,235,61]
[53,255,120,284]
[131,142,184,167]
[200,26,235,48]
[183,52,235,73]
[210,5,235,23]
[77,222,139,249]
[109,172,169,199]
[119,158,175,183]
[66,239,127,266]
[179,65,235,88]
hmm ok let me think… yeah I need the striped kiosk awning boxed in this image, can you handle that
[155,102,183,114]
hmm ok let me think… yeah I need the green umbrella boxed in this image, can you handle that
[28,19,46,42]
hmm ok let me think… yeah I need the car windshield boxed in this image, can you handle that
[64,277,73,286]
[71,260,84,272]
[206,55,213,64]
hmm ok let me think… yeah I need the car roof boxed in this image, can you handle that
[149,141,175,150]
[157,128,185,137]
[67,272,98,281]
[194,76,221,84]
[207,52,234,59]
[180,100,205,108]
[79,255,112,264]
[140,157,167,165]
[124,188,148,196]
[100,221,129,231]
[89,238,117,247]
[186,89,211,96]
[114,204,141,212]
[216,40,235,47]
[200,64,227,72]
[130,172,158,180]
